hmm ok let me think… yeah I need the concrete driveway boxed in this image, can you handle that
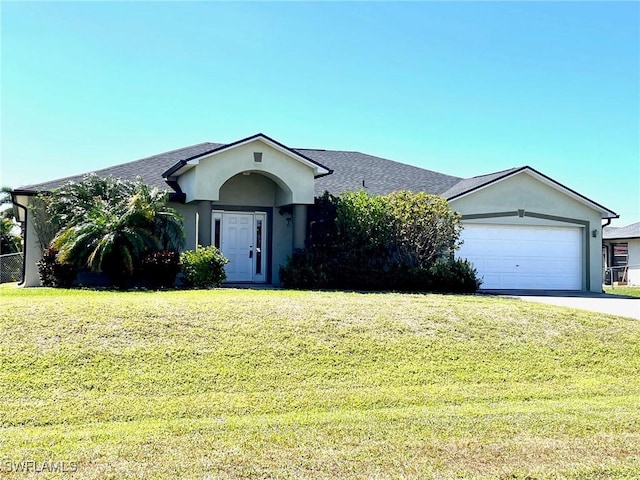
[482,290,640,319]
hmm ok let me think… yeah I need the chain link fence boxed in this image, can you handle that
[0,253,23,283]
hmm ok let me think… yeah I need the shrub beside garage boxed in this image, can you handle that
[280,190,481,293]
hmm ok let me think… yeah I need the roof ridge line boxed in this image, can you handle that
[466,166,523,180]
[128,141,220,163]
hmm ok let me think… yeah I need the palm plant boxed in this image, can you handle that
[0,218,21,254]
[51,178,184,288]
[1,186,14,220]
[0,186,22,254]
[127,181,184,251]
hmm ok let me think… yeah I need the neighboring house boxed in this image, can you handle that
[603,222,640,286]
[11,133,617,292]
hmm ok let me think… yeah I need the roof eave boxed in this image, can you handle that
[604,235,640,241]
[10,188,39,196]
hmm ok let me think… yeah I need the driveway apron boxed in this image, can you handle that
[482,291,640,319]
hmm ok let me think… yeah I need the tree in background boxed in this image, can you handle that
[30,195,60,252]
[0,186,22,254]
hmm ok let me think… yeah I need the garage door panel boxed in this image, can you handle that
[457,224,583,290]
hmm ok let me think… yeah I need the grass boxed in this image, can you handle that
[605,285,640,298]
[0,286,639,479]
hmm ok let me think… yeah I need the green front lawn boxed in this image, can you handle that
[1,287,639,479]
[605,285,640,298]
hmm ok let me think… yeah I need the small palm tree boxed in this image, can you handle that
[0,187,22,254]
[52,180,184,288]
[126,181,184,251]
[1,186,14,220]
[0,218,21,254]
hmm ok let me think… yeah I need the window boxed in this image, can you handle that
[253,212,266,281]
[212,211,223,249]
[255,218,262,275]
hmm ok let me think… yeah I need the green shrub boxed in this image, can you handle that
[280,249,330,289]
[37,247,78,287]
[180,246,228,289]
[428,258,482,293]
[385,191,462,267]
[140,250,180,289]
[282,190,477,293]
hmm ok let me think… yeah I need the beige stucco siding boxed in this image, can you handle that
[216,173,294,284]
[178,173,296,284]
[171,203,197,251]
[22,201,43,287]
[271,210,293,285]
[450,173,600,220]
[450,172,604,292]
[179,140,317,205]
[218,174,277,206]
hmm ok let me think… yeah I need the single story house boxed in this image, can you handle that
[603,222,640,286]
[12,133,617,292]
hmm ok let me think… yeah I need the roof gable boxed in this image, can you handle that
[444,166,618,219]
[163,133,332,179]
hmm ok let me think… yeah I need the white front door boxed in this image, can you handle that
[217,212,267,283]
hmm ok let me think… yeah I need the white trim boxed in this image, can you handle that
[168,160,198,177]
[195,211,199,248]
[451,168,617,219]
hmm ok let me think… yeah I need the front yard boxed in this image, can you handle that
[0,287,639,479]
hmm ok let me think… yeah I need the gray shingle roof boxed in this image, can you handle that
[440,167,524,199]
[18,142,224,191]
[17,142,463,197]
[16,139,610,219]
[301,149,462,196]
[603,222,640,240]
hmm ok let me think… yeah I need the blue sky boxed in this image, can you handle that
[2,1,638,224]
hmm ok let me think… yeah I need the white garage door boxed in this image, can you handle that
[457,224,583,290]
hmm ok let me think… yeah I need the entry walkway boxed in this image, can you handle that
[482,290,640,320]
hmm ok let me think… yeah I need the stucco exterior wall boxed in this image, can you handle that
[218,173,277,206]
[22,203,43,287]
[179,139,317,205]
[171,203,197,251]
[179,174,296,284]
[272,208,293,285]
[217,174,294,284]
[449,172,604,292]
